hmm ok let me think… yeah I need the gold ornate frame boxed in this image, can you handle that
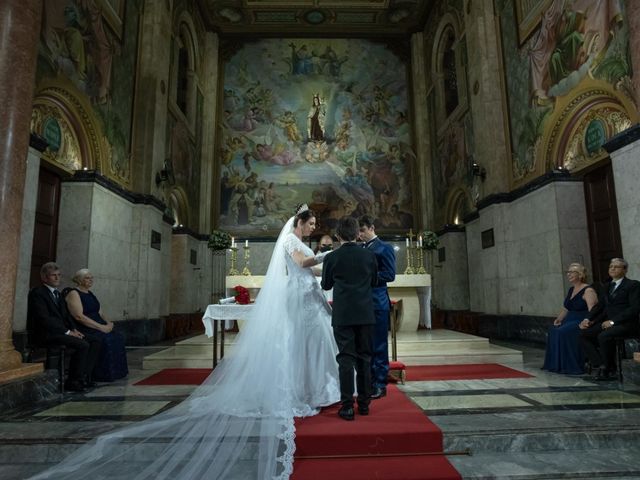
[539,78,638,174]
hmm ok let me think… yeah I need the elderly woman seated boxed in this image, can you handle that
[542,263,597,375]
[64,269,129,382]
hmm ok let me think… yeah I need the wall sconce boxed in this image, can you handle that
[472,161,486,181]
[155,159,176,187]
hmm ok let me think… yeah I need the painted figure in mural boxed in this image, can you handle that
[253,143,297,166]
[42,0,114,104]
[290,43,314,75]
[277,111,303,142]
[549,9,587,85]
[318,46,348,77]
[242,107,260,132]
[529,0,623,101]
[308,94,326,141]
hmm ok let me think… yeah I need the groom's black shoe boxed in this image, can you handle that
[358,404,369,416]
[371,386,386,399]
[338,405,355,421]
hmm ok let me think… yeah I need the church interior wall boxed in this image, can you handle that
[466,180,591,317]
[54,181,172,338]
[431,229,470,311]
[610,137,640,276]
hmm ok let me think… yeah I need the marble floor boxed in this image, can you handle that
[2,336,640,479]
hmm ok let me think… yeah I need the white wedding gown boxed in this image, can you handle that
[32,217,340,480]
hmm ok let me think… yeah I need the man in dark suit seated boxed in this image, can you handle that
[322,216,378,420]
[28,262,101,392]
[579,258,640,381]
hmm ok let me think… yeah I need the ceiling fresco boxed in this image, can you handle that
[198,0,433,35]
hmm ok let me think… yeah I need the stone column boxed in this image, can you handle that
[627,1,640,106]
[411,32,435,229]
[0,0,44,382]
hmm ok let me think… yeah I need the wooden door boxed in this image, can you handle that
[29,168,61,287]
[583,162,623,283]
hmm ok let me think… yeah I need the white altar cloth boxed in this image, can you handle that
[202,304,253,337]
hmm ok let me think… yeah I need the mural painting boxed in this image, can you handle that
[37,0,140,185]
[219,39,415,236]
[502,0,630,180]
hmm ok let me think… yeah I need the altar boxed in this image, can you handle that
[225,273,431,331]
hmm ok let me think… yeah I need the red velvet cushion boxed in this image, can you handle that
[389,360,406,370]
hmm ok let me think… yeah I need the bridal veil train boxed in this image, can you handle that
[32,211,340,479]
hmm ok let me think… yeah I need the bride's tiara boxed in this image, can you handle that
[296,204,309,215]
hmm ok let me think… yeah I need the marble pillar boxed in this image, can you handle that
[0,0,45,382]
[411,32,435,229]
[626,1,640,107]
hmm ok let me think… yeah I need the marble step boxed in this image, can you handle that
[447,449,640,479]
[142,343,523,369]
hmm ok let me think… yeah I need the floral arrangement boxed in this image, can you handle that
[208,230,232,250]
[420,230,440,251]
[234,285,251,304]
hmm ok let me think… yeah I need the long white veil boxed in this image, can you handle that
[32,216,307,479]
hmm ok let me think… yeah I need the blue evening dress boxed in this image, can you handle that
[73,289,129,381]
[542,285,590,375]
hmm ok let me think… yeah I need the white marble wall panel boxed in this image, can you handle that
[465,182,590,316]
[611,139,640,276]
[12,149,41,331]
[170,235,210,314]
[56,182,172,323]
[432,231,470,310]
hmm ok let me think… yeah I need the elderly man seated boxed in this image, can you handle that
[28,262,101,392]
[579,258,640,381]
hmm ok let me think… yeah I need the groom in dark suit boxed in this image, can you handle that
[322,217,378,420]
[579,258,640,380]
[28,262,101,392]
[358,215,396,399]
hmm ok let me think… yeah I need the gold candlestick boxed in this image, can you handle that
[242,246,252,276]
[228,247,240,275]
[416,247,426,274]
[403,244,414,274]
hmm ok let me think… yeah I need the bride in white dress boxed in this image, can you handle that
[32,204,339,480]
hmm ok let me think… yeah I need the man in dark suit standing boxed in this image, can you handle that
[322,217,378,421]
[28,262,101,392]
[579,258,640,380]
[358,215,396,399]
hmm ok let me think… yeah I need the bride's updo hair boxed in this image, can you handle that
[293,203,315,227]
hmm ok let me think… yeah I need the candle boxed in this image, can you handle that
[231,237,235,248]
[245,239,249,248]
[405,238,409,248]
[419,236,423,248]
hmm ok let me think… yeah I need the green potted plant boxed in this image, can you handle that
[208,230,232,303]
[420,230,439,251]
[208,230,232,251]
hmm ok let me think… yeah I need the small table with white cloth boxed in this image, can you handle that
[202,304,253,367]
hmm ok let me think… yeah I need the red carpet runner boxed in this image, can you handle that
[292,385,461,479]
[135,364,531,386]
[403,363,532,382]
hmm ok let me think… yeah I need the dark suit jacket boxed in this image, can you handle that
[321,242,378,327]
[27,285,79,345]
[364,237,396,311]
[587,277,640,326]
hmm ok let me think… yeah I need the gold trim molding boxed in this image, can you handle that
[30,79,130,187]
[539,78,638,174]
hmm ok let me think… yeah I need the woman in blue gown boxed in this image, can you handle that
[65,269,129,382]
[543,263,597,374]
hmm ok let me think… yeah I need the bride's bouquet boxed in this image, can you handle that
[234,285,251,304]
